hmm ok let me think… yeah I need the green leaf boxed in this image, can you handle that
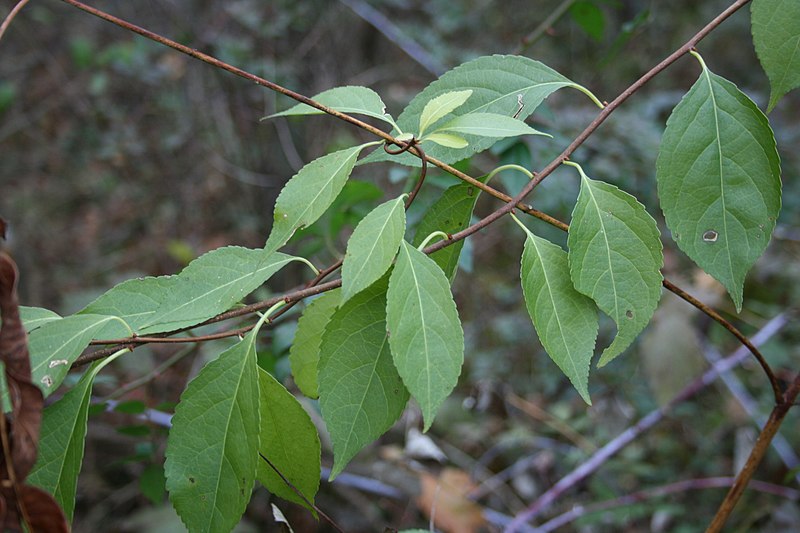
[342,196,406,303]
[79,275,175,336]
[29,314,120,396]
[29,350,128,519]
[267,86,395,126]
[571,1,606,41]
[364,55,596,166]
[567,166,663,366]
[655,56,781,311]
[318,278,408,478]
[138,247,297,334]
[386,241,464,429]
[418,89,473,136]
[165,332,260,533]
[256,368,321,512]
[412,179,486,281]
[20,306,61,332]
[265,143,373,255]
[140,464,167,505]
[519,226,598,404]
[431,112,548,138]
[751,0,800,112]
[289,290,341,399]
[421,132,469,149]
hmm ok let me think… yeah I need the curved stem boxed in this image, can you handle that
[294,256,320,277]
[0,0,31,43]
[664,279,782,403]
[404,144,428,209]
[486,164,534,184]
[417,231,450,251]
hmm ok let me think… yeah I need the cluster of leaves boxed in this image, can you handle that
[0,0,796,530]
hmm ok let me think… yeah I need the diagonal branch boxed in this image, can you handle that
[59,0,779,398]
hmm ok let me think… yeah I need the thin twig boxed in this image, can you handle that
[0,0,31,43]
[514,0,577,54]
[506,312,788,531]
[707,372,800,532]
[259,452,346,533]
[665,279,782,402]
[404,143,428,209]
[703,343,800,482]
[338,0,446,76]
[506,393,596,454]
[103,344,199,401]
[538,476,800,532]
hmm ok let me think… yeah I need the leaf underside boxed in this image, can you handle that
[386,242,464,429]
[318,277,409,479]
[289,289,342,399]
[568,171,663,366]
[520,229,598,403]
[256,368,321,512]
[341,196,406,303]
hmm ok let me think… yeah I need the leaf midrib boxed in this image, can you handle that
[529,237,582,382]
[702,68,735,286]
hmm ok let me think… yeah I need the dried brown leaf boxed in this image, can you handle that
[417,468,486,533]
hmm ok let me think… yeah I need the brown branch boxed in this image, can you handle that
[0,0,30,43]
[665,279,782,402]
[707,372,800,532]
[59,0,778,399]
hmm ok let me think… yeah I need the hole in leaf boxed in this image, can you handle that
[702,230,718,243]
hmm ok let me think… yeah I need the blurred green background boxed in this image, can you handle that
[1,0,798,531]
